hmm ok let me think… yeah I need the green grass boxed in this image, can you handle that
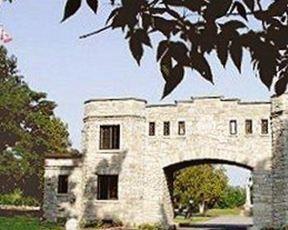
[0,216,63,230]
[175,215,211,224]
[206,208,241,217]
[174,208,242,225]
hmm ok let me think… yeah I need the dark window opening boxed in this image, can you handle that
[178,121,185,135]
[149,122,155,136]
[97,175,118,200]
[163,121,170,136]
[58,175,68,194]
[261,119,269,134]
[100,125,120,150]
[245,120,253,134]
[229,120,237,135]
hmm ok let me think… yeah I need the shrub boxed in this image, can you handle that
[80,218,123,229]
[137,223,165,230]
[216,186,246,209]
[0,188,40,207]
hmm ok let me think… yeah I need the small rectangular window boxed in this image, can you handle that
[229,120,237,135]
[163,121,170,136]
[149,122,155,136]
[97,175,118,200]
[245,120,253,134]
[261,119,269,134]
[100,125,120,150]
[58,175,68,194]
[178,121,185,135]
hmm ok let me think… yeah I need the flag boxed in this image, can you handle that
[0,25,12,44]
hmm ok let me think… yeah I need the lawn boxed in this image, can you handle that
[0,216,63,230]
[174,208,242,224]
[206,208,241,217]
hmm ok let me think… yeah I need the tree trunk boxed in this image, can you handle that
[199,202,205,215]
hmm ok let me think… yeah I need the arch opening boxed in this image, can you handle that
[162,159,253,227]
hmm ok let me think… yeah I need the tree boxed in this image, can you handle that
[173,164,228,215]
[0,46,71,181]
[59,0,288,98]
[217,185,246,209]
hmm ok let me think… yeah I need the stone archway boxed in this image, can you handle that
[162,159,254,227]
[144,157,272,229]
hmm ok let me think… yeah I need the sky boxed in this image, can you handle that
[1,0,272,186]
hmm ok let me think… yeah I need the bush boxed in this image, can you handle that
[137,223,165,230]
[0,188,39,207]
[80,218,123,229]
[216,186,246,209]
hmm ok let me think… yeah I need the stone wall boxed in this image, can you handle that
[43,96,281,228]
[271,94,288,227]
[81,98,147,225]
[43,157,83,222]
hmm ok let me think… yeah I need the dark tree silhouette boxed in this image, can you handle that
[62,0,288,98]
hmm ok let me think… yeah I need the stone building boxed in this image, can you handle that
[44,94,288,229]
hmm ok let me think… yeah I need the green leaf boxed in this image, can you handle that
[222,20,247,31]
[86,0,98,14]
[235,2,247,21]
[162,64,184,99]
[191,52,213,83]
[160,53,172,82]
[243,0,254,11]
[137,29,152,47]
[275,72,288,96]
[153,16,176,37]
[142,13,151,31]
[106,8,119,25]
[170,42,190,66]
[216,33,229,67]
[157,40,169,61]
[129,32,144,65]
[230,36,242,72]
[61,0,82,22]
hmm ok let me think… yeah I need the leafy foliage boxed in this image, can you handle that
[216,186,246,209]
[173,165,228,212]
[0,188,40,207]
[137,223,164,230]
[62,0,288,98]
[0,47,71,180]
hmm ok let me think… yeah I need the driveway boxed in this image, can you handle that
[178,216,253,230]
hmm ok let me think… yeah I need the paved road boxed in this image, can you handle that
[178,216,253,230]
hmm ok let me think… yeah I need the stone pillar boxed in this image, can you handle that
[244,177,252,213]
[252,170,273,228]
[271,94,288,227]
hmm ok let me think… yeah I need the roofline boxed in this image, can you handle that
[146,104,177,108]
[84,97,147,104]
[84,96,271,108]
[45,154,83,159]
[191,95,224,100]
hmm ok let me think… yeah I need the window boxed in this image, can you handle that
[97,175,118,200]
[99,125,120,150]
[245,120,253,134]
[261,119,269,134]
[163,121,170,136]
[58,175,68,194]
[149,122,155,136]
[178,121,185,135]
[229,120,237,135]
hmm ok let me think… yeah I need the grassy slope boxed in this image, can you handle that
[0,216,63,230]
[175,208,242,224]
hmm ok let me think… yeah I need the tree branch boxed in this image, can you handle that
[79,25,112,39]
